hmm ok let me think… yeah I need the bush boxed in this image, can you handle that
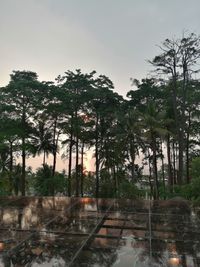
[190,157,200,179]
[33,164,66,196]
[118,180,144,199]
[192,196,200,206]
[159,184,193,200]
[190,157,200,204]
[0,172,10,196]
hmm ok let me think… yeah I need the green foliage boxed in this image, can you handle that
[0,43,200,198]
[189,157,200,204]
[99,170,116,198]
[192,197,200,206]
[159,184,193,200]
[99,180,116,198]
[190,157,200,179]
[0,164,24,196]
[118,180,144,199]
[33,165,66,196]
[98,169,144,199]
[190,177,200,200]
[81,172,95,197]
[0,172,10,196]
[159,181,200,202]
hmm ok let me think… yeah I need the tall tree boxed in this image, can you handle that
[4,71,42,195]
[57,69,95,196]
[149,33,200,184]
[87,75,122,197]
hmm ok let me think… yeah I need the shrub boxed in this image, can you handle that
[190,157,200,180]
[118,180,144,199]
[33,164,66,196]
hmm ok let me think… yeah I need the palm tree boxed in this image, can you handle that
[118,107,144,182]
[141,102,167,199]
[32,119,55,165]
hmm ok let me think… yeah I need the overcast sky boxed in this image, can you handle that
[1,0,200,97]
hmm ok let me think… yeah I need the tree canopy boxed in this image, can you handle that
[1,33,200,200]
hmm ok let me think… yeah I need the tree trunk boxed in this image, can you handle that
[52,118,57,178]
[113,166,118,196]
[68,130,73,197]
[160,142,165,198]
[166,134,173,189]
[172,141,177,185]
[9,141,13,173]
[186,111,191,183]
[21,109,26,196]
[95,114,99,198]
[21,136,26,196]
[75,135,79,197]
[52,149,57,176]
[178,131,184,185]
[130,139,135,182]
[80,142,84,197]
[9,140,13,194]
[52,118,58,196]
[148,150,153,199]
[152,135,159,199]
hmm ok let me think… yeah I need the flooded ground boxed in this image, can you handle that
[0,197,199,266]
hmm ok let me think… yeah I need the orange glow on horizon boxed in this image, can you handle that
[81,198,91,203]
[168,257,180,266]
[0,242,5,251]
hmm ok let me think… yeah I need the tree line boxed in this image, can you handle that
[0,33,200,199]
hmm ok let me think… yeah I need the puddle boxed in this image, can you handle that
[0,197,199,266]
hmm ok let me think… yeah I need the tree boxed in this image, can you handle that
[149,33,200,184]
[184,80,200,183]
[87,76,123,197]
[31,118,55,165]
[3,71,43,195]
[141,102,166,199]
[33,164,66,196]
[127,78,169,198]
[57,69,96,196]
[118,104,143,182]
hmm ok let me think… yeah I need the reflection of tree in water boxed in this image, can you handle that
[9,239,115,267]
[1,198,200,266]
[8,233,86,266]
[73,247,118,267]
[150,199,199,267]
[114,201,199,267]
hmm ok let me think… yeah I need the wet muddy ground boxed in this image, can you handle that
[0,197,199,266]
